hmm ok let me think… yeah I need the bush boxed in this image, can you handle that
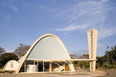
[0,53,18,67]
[112,65,116,68]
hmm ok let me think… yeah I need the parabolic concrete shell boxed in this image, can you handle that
[15,34,71,73]
[27,34,71,60]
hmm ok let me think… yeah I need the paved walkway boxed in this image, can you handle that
[47,70,106,77]
[97,70,116,77]
[0,70,106,77]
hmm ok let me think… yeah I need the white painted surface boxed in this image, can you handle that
[4,60,19,71]
[27,65,37,73]
[69,63,75,72]
[18,56,25,63]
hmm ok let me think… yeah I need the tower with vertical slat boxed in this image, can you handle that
[87,29,97,72]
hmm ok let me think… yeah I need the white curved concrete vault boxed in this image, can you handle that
[15,34,75,73]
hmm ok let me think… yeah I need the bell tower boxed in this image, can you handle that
[87,29,97,72]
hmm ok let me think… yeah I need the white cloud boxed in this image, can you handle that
[68,11,86,23]
[98,27,116,39]
[2,1,18,12]
[55,23,88,31]
[55,0,109,31]
[63,33,71,37]
[97,43,104,48]
[66,0,108,23]
[11,6,18,12]
[55,0,116,40]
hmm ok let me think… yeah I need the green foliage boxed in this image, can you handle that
[76,61,90,69]
[0,46,5,55]
[82,61,90,68]
[0,70,14,74]
[83,54,89,59]
[70,54,78,59]
[112,65,116,68]
[96,45,116,69]
[73,54,89,69]
[111,46,116,61]
[79,54,89,68]
[73,45,116,69]
[96,56,106,68]
[0,53,18,67]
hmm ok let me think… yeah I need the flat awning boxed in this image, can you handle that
[26,58,97,62]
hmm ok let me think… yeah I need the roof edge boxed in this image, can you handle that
[15,33,70,73]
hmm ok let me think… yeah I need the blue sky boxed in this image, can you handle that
[0,0,116,56]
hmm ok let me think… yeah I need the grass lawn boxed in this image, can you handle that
[0,68,6,73]
[0,68,4,71]
[0,68,14,74]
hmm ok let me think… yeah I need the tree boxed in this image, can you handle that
[77,54,89,69]
[96,56,106,68]
[96,45,116,69]
[78,54,89,59]
[0,46,5,55]
[82,61,89,69]
[0,53,18,67]
[111,46,116,61]
[13,44,30,58]
[83,54,89,59]
[70,54,78,67]
[70,54,78,59]
[106,46,116,67]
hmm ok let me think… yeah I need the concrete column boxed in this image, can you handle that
[63,64,65,72]
[69,62,75,72]
[37,62,38,72]
[49,62,52,72]
[24,61,26,72]
[90,61,96,72]
[43,61,44,72]
[38,62,39,71]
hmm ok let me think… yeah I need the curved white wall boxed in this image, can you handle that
[4,60,19,71]
[27,35,70,60]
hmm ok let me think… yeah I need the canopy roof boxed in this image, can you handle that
[26,58,97,62]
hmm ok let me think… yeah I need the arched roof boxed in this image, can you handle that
[26,34,70,60]
[16,34,71,73]
[3,60,19,71]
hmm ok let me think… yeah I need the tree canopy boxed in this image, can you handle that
[96,45,116,69]
[0,53,18,67]
[13,44,30,58]
[0,46,5,55]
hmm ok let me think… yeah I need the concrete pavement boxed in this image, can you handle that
[0,70,107,77]
[46,70,107,77]
[97,70,116,77]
